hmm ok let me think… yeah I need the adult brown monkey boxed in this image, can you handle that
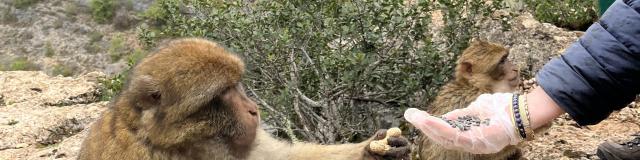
[78,38,410,160]
[416,40,522,160]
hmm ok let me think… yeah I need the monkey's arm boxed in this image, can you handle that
[288,141,371,159]
[249,129,410,160]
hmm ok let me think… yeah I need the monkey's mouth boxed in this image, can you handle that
[509,76,521,86]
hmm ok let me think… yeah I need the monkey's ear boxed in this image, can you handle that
[129,75,162,109]
[470,39,488,46]
[460,62,473,79]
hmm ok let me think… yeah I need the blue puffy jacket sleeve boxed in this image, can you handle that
[536,0,640,126]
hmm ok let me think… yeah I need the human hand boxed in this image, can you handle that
[404,93,522,154]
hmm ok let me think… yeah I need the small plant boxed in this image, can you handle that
[63,3,79,16]
[11,0,40,9]
[7,119,19,125]
[524,0,598,30]
[86,31,104,54]
[9,57,38,71]
[88,31,104,44]
[98,73,125,101]
[45,42,55,57]
[89,0,115,24]
[52,64,74,77]
[52,19,64,29]
[108,34,126,62]
[0,8,19,24]
[99,49,146,101]
[85,43,102,54]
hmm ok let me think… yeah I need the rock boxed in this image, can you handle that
[521,18,540,29]
[563,149,588,158]
[15,143,28,149]
[0,71,108,160]
[477,12,581,75]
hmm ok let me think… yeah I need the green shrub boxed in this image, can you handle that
[90,0,115,24]
[108,34,126,62]
[86,31,104,54]
[45,42,55,57]
[98,49,146,101]
[0,8,18,24]
[9,57,38,71]
[137,0,501,143]
[524,0,598,30]
[98,73,125,101]
[11,0,40,9]
[52,64,74,77]
[89,31,104,42]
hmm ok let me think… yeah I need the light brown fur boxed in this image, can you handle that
[416,40,521,160]
[78,38,409,160]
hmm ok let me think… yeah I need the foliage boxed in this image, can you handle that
[90,0,115,24]
[11,0,40,9]
[9,57,38,71]
[7,119,19,125]
[45,42,55,57]
[52,64,74,77]
[86,31,104,54]
[98,49,146,101]
[524,0,597,30]
[0,8,18,24]
[129,0,501,143]
[109,33,127,62]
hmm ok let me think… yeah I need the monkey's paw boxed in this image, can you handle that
[365,128,411,160]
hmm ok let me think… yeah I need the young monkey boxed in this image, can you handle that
[416,40,522,160]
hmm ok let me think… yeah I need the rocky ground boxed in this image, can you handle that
[0,0,150,76]
[0,71,107,159]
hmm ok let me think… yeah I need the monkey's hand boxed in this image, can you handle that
[364,128,411,160]
[404,93,521,154]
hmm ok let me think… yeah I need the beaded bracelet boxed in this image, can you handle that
[508,96,522,141]
[519,94,535,141]
[511,94,527,140]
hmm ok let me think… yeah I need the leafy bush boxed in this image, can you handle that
[11,0,40,9]
[524,0,598,30]
[90,0,115,24]
[129,0,501,143]
[0,9,18,24]
[52,64,74,77]
[45,42,55,57]
[108,33,126,62]
[9,57,38,71]
[99,49,146,101]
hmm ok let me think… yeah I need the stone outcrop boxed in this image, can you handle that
[0,71,108,159]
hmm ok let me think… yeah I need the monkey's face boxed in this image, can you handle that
[491,53,520,92]
[219,85,260,147]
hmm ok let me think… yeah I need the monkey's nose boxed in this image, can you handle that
[249,110,258,116]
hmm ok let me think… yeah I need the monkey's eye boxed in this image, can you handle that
[499,56,507,64]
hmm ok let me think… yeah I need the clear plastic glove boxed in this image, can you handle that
[404,93,522,154]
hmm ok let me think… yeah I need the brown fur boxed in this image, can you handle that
[78,38,409,160]
[416,40,522,160]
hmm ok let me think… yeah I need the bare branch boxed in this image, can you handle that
[295,88,322,108]
[289,50,316,141]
